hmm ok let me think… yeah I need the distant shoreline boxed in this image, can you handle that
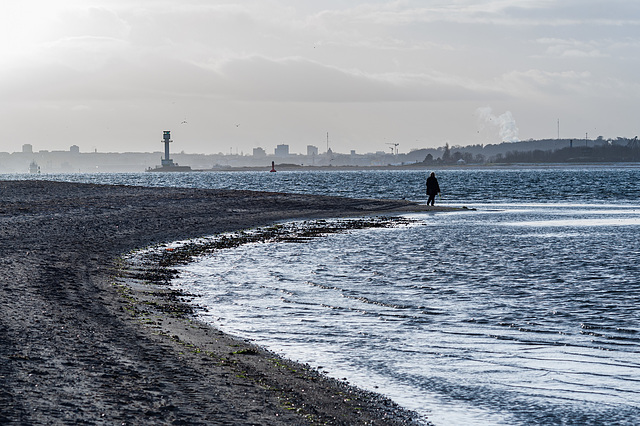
[190,161,640,173]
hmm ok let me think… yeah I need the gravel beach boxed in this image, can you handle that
[0,180,438,425]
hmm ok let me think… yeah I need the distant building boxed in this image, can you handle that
[275,144,289,156]
[70,145,80,154]
[253,147,266,157]
[350,150,356,156]
[307,145,318,156]
[22,144,33,154]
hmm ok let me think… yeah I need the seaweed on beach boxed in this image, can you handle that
[113,215,425,425]
[137,216,415,273]
[122,266,180,284]
[116,216,417,318]
[117,216,417,324]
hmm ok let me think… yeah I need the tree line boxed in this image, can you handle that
[421,137,640,165]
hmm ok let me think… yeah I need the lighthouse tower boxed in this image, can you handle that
[161,131,175,167]
[146,130,192,172]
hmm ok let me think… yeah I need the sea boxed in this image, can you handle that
[7,166,640,425]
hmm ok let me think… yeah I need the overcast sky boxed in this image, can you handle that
[1,1,639,155]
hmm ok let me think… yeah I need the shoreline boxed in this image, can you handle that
[185,161,640,172]
[0,180,445,424]
[118,217,426,424]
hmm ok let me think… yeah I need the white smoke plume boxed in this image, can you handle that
[476,107,520,142]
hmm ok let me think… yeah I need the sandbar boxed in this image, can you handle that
[0,180,445,424]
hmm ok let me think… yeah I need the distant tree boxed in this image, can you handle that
[423,153,434,163]
[442,143,451,163]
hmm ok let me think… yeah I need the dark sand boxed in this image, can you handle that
[0,180,443,425]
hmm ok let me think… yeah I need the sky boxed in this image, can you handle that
[1,1,639,155]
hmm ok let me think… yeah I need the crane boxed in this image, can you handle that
[386,142,399,155]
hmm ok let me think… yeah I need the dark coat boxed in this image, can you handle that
[426,175,440,196]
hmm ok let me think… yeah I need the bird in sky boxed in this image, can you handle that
[181,120,188,124]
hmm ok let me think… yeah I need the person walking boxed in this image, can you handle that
[426,172,440,206]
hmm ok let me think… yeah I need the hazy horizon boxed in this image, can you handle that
[2,1,638,155]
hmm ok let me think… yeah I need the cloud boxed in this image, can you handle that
[1,46,505,105]
[314,0,635,27]
[536,38,608,59]
[210,55,509,103]
[498,67,640,101]
[499,69,595,98]
[57,6,131,40]
[40,36,131,72]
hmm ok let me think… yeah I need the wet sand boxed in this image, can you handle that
[0,180,444,425]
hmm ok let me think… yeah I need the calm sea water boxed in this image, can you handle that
[8,167,640,425]
[7,165,640,204]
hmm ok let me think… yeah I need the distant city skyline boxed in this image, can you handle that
[1,1,638,155]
